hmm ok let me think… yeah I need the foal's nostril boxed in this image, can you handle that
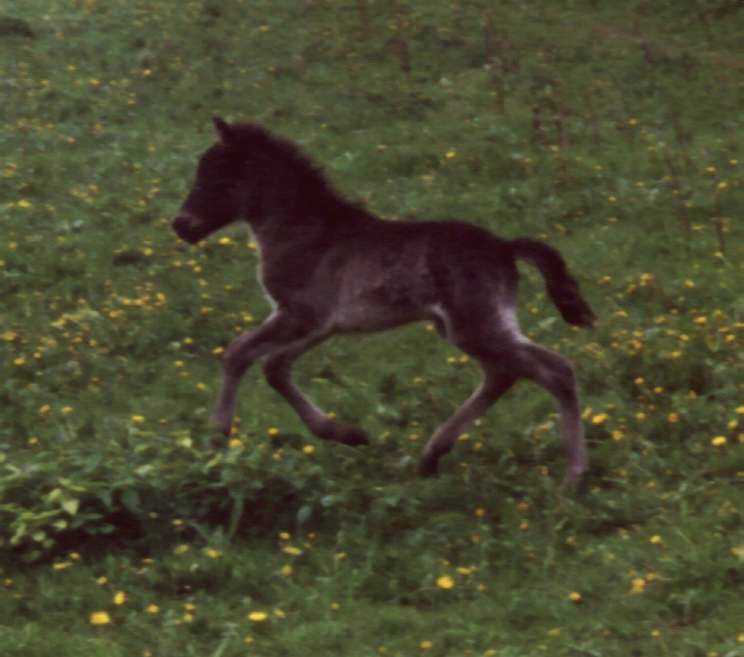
[172,214,191,230]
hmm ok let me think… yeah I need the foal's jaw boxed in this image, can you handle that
[172,212,212,244]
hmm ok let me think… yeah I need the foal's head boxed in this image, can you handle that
[172,117,264,244]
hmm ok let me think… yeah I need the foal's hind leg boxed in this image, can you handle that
[514,342,588,486]
[419,369,516,476]
[262,339,370,446]
[212,310,315,435]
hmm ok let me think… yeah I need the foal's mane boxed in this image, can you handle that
[229,123,372,222]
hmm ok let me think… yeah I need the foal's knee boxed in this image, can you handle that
[222,340,252,379]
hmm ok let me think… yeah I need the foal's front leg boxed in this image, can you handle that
[262,338,370,446]
[212,310,310,436]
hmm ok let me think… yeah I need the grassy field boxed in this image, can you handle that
[1,1,743,655]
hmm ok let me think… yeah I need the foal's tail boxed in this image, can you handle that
[510,238,596,327]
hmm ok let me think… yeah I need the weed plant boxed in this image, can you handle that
[1,1,742,655]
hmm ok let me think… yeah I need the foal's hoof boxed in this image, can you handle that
[418,456,439,478]
[210,414,233,437]
[337,426,370,447]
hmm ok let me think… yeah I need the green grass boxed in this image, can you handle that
[1,0,743,655]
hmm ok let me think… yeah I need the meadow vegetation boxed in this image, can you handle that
[1,1,742,655]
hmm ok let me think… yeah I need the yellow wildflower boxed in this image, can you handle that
[89,611,111,625]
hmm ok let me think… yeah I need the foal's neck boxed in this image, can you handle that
[248,187,377,253]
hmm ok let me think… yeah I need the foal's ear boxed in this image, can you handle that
[212,116,234,144]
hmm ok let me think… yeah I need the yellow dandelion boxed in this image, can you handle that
[146,604,160,614]
[591,413,608,425]
[436,575,455,590]
[568,591,582,603]
[630,577,646,594]
[131,415,145,424]
[89,611,111,626]
[204,548,221,559]
[649,535,663,545]
[267,427,280,437]
[420,640,433,650]
[248,611,268,622]
[302,444,315,455]
[113,591,127,605]
[280,564,293,577]
[282,545,302,556]
[711,436,727,447]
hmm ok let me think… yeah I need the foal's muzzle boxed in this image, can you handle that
[172,213,206,244]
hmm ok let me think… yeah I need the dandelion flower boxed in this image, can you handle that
[436,575,455,589]
[568,591,582,603]
[113,591,127,605]
[248,611,268,622]
[711,436,727,447]
[89,611,111,626]
[630,577,646,594]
